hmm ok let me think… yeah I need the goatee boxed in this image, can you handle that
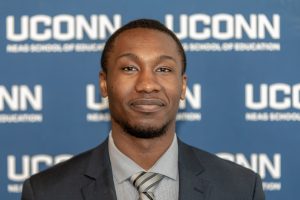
[112,116,170,139]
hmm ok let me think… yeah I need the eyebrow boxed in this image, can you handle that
[116,53,139,61]
[158,55,177,63]
[116,53,177,64]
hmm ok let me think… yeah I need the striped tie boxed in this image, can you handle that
[130,171,163,200]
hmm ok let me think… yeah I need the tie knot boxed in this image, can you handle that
[130,171,163,193]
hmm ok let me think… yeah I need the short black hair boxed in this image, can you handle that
[101,18,186,74]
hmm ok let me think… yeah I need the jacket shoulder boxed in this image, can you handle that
[179,141,265,199]
[30,147,94,182]
[22,144,105,199]
[180,141,257,177]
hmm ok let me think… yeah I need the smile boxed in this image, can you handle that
[129,99,166,113]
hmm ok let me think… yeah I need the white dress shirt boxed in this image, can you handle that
[108,132,179,200]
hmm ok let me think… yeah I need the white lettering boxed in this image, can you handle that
[189,14,210,40]
[212,14,234,40]
[6,15,122,42]
[292,84,300,109]
[166,14,280,40]
[217,153,281,179]
[269,83,291,109]
[235,14,257,39]
[76,15,98,40]
[98,15,121,40]
[7,155,30,181]
[7,154,72,181]
[6,16,29,41]
[246,83,300,110]
[86,84,108,110]
[259,154,281,179]
[53,15,75,41]
[20,85,42,111]
[165,14,188,40]
[245,84,268,110]
[0,85,42,111]
[180,84,201,109]
[30,15,51,41]
[31,155,52,175]
[258,14,280,39]
[0,85,19,111]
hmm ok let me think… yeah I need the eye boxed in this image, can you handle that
[156,66,172,73]
[122,65,138,72]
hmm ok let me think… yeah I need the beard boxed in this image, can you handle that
[112,115,171,139]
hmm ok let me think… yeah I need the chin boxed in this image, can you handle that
[116,118,171,139]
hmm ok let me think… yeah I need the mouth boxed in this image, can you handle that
[129,98,166,113]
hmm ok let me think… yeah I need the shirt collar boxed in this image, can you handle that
[108,131,178,184]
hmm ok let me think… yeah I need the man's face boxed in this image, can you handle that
[100,28,187,138]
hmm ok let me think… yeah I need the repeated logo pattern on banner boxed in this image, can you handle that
[1,0,299,199]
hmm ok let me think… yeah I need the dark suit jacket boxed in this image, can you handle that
[22,139,265,200]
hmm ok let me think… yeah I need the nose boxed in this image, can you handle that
[135,70,161,93]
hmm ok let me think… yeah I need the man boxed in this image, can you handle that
[22,19,265,200]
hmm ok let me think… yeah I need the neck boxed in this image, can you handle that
[111,121,175,170]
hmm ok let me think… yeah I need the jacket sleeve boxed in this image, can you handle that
[253,174,265,200]
[21,179,35,200]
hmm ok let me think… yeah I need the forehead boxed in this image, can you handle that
[110,28,181,58]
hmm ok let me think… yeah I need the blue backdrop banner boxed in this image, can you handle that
[1,0,299,199]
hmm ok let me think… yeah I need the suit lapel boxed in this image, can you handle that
[81,139,117,200]
[79,138,212,200]
[178,139,212,200]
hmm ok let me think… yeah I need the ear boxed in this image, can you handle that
[180,74,187,100]
[99,71,108,97]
